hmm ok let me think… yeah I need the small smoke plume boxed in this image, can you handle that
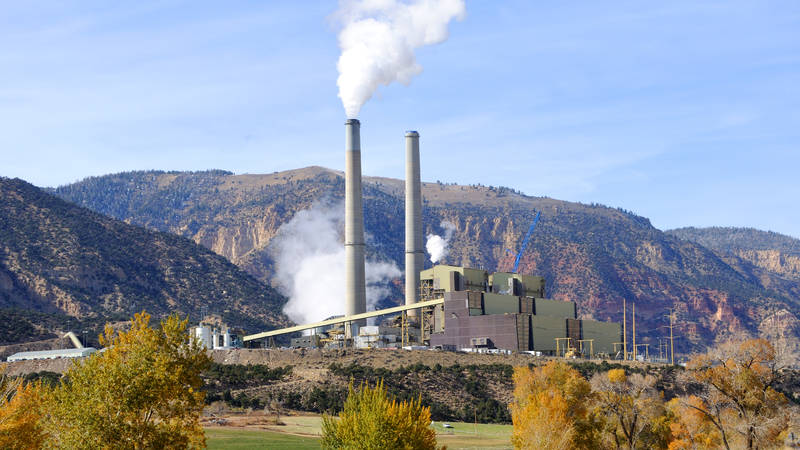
[426,221,456,264]
[333,0,466,118]
[270,201,401,325]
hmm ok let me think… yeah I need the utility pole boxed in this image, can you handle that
[632,301,637,361]
[623,298,627,361]
[665,309,675,365]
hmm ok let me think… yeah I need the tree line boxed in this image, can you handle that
[510,338,797,449]
[0,310,796,449]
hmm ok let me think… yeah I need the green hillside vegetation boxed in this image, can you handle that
[51,168,800,355]
[0,177,290,342]
[197,360,707,426]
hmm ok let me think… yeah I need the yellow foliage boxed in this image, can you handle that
[686,338,790,450]
[321,379,440,450]
[666,396,721,450]
[591,370,670,449]
[43,311,212,449]
[0,377,49,449]
[510,361,598,449]
[607,368,627,384]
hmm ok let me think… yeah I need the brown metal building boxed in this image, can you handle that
[423,265,621,356]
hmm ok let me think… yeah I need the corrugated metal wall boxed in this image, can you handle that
[484,293,519,314]
[516,314,532,351]
[566,318,582,345]
[534,298,576,319]
[581,320,621,356]
[531,315,566,352]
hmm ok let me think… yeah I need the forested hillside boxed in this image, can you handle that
[52,168,800,357]
[0,177,291,344]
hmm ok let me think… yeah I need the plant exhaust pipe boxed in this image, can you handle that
[405,131,423,318]
[345,119,367,335]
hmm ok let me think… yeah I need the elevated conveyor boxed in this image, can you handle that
[243,298,444,342]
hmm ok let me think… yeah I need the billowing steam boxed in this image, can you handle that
[426,221,456,263]
[270,202,401,325]
[333,0,466,118]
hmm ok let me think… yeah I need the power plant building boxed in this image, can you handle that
[194,323,242,349]
[424,265,621,356]
[245,122,622,360]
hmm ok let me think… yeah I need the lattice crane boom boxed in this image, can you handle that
[512,210,541,273]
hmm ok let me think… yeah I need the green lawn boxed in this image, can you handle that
[206,428,321,450]
[432,421,513,449]
[205,418,512,450]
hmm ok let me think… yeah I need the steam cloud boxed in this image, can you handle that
[270,202,401,325]
[426,221,456,263]
[333,0,466,118]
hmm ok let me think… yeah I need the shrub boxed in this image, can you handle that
[321,380,441,450]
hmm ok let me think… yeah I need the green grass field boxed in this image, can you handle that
[205,416,512,450]
[206,428,320,450]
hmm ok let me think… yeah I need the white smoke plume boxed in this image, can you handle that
[333,0,466,118]
[270,201,401,325]
[426,220,456,263]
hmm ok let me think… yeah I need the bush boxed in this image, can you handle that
[321,380,441,450]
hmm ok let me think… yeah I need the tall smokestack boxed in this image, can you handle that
[405,131,423,318]
[345,119,367,333]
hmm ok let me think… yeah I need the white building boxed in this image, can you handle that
[194,324,238,349]
[7,347,97,362]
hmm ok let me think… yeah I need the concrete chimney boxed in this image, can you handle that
[345,119,367,333]
[405,131,423,318]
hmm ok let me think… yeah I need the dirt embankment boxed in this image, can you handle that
[1,357,76,376]
[3,347,660,377]
[210,347,540,369]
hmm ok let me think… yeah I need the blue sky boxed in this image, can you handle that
[1,1,799,237]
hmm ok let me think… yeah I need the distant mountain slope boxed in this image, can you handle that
[0,177,290,344]
[53,169,800,357]
[667,227,800,282]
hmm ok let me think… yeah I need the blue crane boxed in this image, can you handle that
[510,210,541,273]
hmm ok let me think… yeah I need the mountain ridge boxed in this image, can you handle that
[50,168,800,357]
[0,176,291,344]
[667,227,800,283]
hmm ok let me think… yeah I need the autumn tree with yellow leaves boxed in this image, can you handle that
[510,338,798,450]
[0,372,48,449]
[665,395,722,449]
[321,379,441,450]
[510,361,600,449]
[590,369,671,449]
[681,338,792,450]
[43,312,212,449]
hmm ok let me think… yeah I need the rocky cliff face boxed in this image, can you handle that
[0,177,291,344]
[734,249,800,281]
[52,169,800,358]
[668,227,800,281]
